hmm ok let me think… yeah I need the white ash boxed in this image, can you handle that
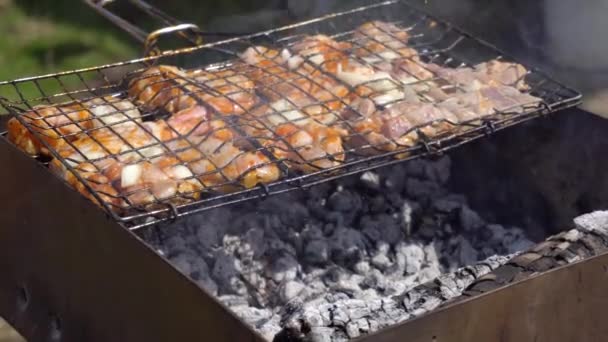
[144,156,533,341]
[574,210,608,233]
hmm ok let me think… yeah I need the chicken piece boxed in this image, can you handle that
[51,105,230,176]
[273,122,346,172]
[432,84,541,128]
[50,105,280,210]
[189,135,280,190]
[112,132,279,207]
[347,118,417,155]
[436,90,494,123]
[475,61,529,90]
[246,108,347,173]
[240,45,350,126]
[8,103,88,156]
[426,60,530,91]
[243,98,347,173]
[240,46,287,66]
[336,62,421,108]
[240,41,353,171]
[390,57,435,84]
[8,97,140,156]
[241,46,346,99]
[127,65,194,113]
[289,34,352,74]
[63,161,125,209]
[342,95,459,156]
[477,85,541,113]
[353,21,415,61]
[128,65,258,116]
[185,67,258,114]
[87,97,142,129]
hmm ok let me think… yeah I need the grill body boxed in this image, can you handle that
[1,124,607,342]
[1,109,608,342]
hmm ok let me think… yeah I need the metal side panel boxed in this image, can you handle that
[0,136,263,342]
[362,250,608,342]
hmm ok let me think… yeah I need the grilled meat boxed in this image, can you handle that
[240,42,350,172]
[7,20,544,212]
[8,96,140,156]
[50,105,279,209]
[128,65,258,116]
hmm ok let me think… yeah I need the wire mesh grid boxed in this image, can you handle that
[0,0,581,230]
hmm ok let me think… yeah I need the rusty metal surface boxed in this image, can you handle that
[0,131,263,342]
[364,250,608,342]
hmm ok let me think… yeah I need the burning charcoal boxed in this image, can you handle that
[402,159,427,178]
[233,306,274,327]
[219,295,249,307]
[281,281,306,302]
[384,170,407,194]
[276,254,511,341]
[433,194,466,213]
[370,243,393,271]
[405,178,444,201]
[397,243,425,275]
[146,155,543,341]
[360,171,381,190]
[368,195,387,214]
[455,238,478,266]
[422,157,451,185]
[329,227,367,264]
[269,255,300,283]
[328,189,362,213]
[399,201,417,236]
[212,251,247,295]
[353,261,371,275]
[361,214,403,245]
[304,240,330,264]
[243,228,268,258]
[170,254,195,275]
[195,276,219,296]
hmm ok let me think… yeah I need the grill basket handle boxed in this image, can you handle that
[143,23,204,56]
[84,0,205,56]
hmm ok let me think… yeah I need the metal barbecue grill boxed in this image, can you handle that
[0,1,581,231]
[1,2,604,342]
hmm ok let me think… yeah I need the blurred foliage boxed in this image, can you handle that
[0,0,138,101]
[0,0,287,102]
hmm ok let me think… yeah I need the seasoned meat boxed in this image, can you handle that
[353,21,414,60]
[50,105,280,209]
[8,96,140,156]
[128,65,258,115]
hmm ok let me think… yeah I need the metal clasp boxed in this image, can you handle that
[144,23,204,57]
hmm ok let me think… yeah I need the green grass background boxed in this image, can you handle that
[0,0,139,102]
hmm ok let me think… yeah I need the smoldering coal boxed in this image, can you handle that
[144,156,533,341]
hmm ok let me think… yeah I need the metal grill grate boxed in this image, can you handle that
[0,1,581,230]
